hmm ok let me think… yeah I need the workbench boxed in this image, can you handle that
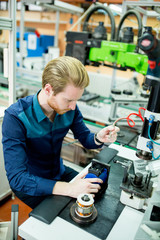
[18,144,145,240]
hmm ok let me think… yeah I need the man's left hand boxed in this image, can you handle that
[96,125,120,143]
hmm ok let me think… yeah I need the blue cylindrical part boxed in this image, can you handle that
[85,168,107,183]
[85,173,97,179]
[99,168,108,183]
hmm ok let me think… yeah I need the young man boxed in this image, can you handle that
[2,56,119,209]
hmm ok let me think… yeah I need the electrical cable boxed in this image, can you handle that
[82,5,116,40]
[112,107,146,127]
[148,125,160,146]
[112,108,160,160]
[147,138,160,160]
[151,151,160,160]
[115,9,143,51]
[146,116,160,159]
[147,139,160,160]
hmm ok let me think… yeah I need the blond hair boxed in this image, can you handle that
[42,56,89,94]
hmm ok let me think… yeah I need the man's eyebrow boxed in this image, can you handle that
[64,96,78,101]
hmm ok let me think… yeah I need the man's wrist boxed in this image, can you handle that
[95,133,103,144]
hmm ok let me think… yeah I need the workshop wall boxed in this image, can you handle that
[0,10,79,56]
[0,9,158,57]
[0,7,158,88]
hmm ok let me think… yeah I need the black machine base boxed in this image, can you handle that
[70,203,98,225]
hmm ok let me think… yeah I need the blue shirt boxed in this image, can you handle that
[2,91,101,196]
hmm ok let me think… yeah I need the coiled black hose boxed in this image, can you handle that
[82,5,116,41]
[115,9,143,46]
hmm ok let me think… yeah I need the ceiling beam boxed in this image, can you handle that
[62,0,123,4]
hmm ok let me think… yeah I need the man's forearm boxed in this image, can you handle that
[52,182,71,196]
[52,177,102,198]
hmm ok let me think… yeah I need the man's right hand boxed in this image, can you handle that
[52,173,103,198]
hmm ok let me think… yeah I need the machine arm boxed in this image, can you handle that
[136,27,160,160]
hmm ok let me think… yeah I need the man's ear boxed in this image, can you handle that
[44,84,54,96]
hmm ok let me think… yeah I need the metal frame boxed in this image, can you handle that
[0,0,16,206]
[19,0,83,72]
[0,204,19,240]
[11,204,19,240]
[122,1,160,26]
[0,0,16,105]
[8,0,16,105]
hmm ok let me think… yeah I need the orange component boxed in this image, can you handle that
[74,40,83,44]
[148,60,156,69]
[78,202,92,208]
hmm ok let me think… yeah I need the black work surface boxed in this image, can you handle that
[116,126,138,145]
[59,148,129,240]
[29,147,118,225]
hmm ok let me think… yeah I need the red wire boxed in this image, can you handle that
[126,107,146,127]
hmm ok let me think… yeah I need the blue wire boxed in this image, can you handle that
[151,151,160,160]
[148,125,160,159]
[148,125,160,145]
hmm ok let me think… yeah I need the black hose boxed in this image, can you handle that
[82,5,116,41]
[115,9,143,45]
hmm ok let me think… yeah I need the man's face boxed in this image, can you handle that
[47,84,84,115]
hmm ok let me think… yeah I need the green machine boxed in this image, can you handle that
[66,7,149,75]
[89,41,148,75]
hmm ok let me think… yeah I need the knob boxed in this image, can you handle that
[133,172,143,186]
[111,89,121,95]
[123,89,133,95]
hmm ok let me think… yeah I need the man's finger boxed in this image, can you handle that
[88,178,103,184]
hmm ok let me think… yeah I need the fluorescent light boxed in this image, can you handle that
[109,4,122,15]
[54,0,84,14]
[24,1,84,14]
[28,4,43,11]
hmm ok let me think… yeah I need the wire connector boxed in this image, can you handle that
[146,141,153,151]
[149,114,155,125]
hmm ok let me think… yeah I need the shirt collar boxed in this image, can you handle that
[33,90,47,123]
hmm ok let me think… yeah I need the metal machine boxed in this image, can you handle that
[112,27,160,210]
[65,7,148,75]
[70,193,98,224]
[66,5,160,212]
[70,158,110,224]
[113,157,153,209]
[66,7,149,124]
[84,159,110,197]
[66,6,160,162]
[136,26,160,161]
